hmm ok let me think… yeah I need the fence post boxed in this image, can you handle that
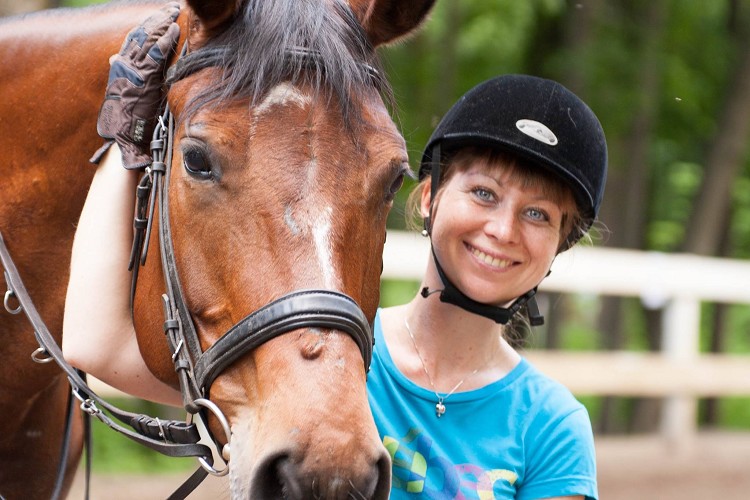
[660,296,701,450]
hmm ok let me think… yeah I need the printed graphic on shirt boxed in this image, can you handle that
[383,427,518,499]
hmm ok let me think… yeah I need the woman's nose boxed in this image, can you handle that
[485,209,520,243]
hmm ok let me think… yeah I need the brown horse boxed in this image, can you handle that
[0,0,434,498]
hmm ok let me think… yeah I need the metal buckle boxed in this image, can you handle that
[72,388,101,416]
[4,287,21,314]
[171,339,184,362]
[31,347,54,364]
[191,398,231,477]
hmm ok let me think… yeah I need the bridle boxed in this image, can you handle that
[131,43,376,464]
[0,44,377,500]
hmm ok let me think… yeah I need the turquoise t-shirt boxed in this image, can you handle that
[367,311,598,500]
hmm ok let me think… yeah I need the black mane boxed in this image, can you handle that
[175,0,392,122]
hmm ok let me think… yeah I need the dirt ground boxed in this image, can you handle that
[67,431,750,499]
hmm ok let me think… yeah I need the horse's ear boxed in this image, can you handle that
[184,0,242,44]
[349,0,436,47]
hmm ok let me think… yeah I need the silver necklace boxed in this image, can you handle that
[404,318,479,418]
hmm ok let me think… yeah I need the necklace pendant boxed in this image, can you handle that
[435,401,446,418]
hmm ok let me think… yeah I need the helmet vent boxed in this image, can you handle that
[516,119,558,146]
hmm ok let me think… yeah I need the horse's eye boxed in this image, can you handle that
[183,148,213,180]
[387,172,405,201]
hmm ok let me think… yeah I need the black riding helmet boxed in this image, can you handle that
[418,74,608,325]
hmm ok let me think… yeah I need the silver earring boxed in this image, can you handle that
[421,229,429,237]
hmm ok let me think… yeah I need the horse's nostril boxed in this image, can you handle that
[276,456,304,499]
[248,450,390,500]
[372,451,392,500]
[249,453,303,500]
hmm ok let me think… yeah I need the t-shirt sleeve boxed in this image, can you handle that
[516,405,598,500]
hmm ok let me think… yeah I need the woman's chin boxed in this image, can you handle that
[461,287,518,308]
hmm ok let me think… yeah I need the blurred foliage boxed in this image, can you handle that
[716,397,750,428]
[379,0,750,434]
[380,278,421,308]
[383,0,749,256]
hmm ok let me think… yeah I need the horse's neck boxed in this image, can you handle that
[0,3,169,368]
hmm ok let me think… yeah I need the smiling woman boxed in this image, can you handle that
[368,74,608,499]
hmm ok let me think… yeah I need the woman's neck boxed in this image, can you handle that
[381,292,521,393]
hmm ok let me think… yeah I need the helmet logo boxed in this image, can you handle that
[516,119,558,146]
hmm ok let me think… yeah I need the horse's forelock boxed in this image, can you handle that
[180,0,393,123]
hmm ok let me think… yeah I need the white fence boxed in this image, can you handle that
[383,230,750,448]
[91,230,750,449]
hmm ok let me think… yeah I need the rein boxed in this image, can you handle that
[0,232,213,500]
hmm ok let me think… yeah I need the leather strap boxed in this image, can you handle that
[195,289,372,394]
[0,231,211,499]
[49,384,77,500]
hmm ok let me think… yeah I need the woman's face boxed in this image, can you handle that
[422,158,571,306]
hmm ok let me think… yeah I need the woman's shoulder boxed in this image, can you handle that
[516,358,588,420]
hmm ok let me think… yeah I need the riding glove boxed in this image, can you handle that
[92,2,180,169]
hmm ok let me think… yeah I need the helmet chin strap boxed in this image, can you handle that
[421,247,545,326]
[422,143,544,326]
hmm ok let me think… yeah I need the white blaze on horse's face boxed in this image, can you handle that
[253,82,311,117]
[312,206,336,288]
[255,82,341,289]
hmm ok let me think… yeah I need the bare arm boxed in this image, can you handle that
[63,145,182,407]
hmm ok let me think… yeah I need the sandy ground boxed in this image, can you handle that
[67,431,750,499]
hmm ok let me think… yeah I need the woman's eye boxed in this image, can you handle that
[183,149,213,179]
[472,187,494,202]
[526,207,549,222]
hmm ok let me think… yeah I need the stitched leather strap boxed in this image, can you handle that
[194,289,372,394]
[0,231,211,499]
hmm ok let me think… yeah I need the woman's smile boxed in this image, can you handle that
[466,242,518,271]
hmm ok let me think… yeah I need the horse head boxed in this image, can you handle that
[132,0,434,497]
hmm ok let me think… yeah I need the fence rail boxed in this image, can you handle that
[383,230,750,448]
[91,231,750,449]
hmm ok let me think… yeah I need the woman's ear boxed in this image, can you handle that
[419,179,432,220]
